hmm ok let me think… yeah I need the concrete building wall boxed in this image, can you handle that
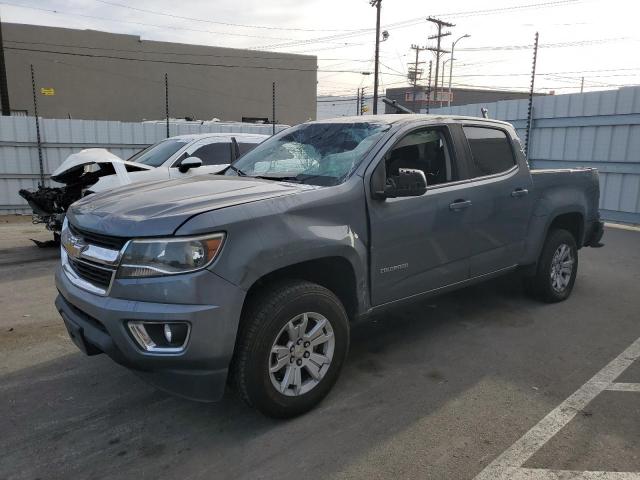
[384,86,544,114]
[2,23,317,125]
[316,95,385,120]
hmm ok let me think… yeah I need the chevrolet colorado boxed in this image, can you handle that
[55,115,604,418]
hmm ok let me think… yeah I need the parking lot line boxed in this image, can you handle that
[474,336,640,480]
[488,467,640,479]
[606,383,640,392]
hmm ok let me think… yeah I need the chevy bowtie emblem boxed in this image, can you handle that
[63,232,88,259]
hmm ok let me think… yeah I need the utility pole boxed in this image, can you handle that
[408,44,426,109]
[426,60,432,114]
[426,17,453,109]
[449,34,470,110]
[525,32,539,160]
[370,0,381,114]
[580,76,584,93]
[164,73,169,138]
[30,65,44,186]
[356,88,361,116]
[0,14,11,116]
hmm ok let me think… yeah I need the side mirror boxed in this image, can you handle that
[372,167,427,199]
[178,156,202,173]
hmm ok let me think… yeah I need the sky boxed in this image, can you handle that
[1,0,639,98]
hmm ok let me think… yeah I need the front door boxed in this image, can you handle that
[367,125,473,306]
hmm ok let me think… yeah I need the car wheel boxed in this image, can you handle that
[526,228,578,303]
[231,280,349,418]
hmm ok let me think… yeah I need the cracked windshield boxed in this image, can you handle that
[227,122,390,185]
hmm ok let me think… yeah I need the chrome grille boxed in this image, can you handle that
[62,223,125,295]
[68,258,114,289]
[69,224,128,250]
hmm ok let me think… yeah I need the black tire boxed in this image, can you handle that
[231,280,350,418]
[525,228,578,303]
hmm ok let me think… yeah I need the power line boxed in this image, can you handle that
[92,0,365,33]
[1,0,592,55]
[458,37,630,51]
[0,1,295,41]
[3,39,316,61]
[5,39,403,66]
[3,46,374,74]
[250,0,586,50]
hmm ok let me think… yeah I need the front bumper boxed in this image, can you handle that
[55,266,246,402]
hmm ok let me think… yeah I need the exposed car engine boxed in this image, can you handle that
[19,171,100,245]
[17,148,151,246]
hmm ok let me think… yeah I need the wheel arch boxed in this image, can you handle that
[521,208,585,269]
[242,256,362,322]
[547,211,584,248]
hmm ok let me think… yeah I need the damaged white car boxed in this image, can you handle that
[19,133,268,245]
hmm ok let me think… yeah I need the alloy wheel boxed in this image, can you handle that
[550,243,574,293]
[269,312,335,397]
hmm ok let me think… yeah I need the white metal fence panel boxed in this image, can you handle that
[0,118,288,213]
[431,87,640,224]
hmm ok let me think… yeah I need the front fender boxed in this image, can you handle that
[176,180,370,312]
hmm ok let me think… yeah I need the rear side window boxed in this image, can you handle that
[463,126,516,177]
[190,142,232,165]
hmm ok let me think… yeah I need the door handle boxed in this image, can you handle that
[511,188,529,198]
[449,199,472,211]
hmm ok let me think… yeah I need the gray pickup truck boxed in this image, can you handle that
[55,115,604,418]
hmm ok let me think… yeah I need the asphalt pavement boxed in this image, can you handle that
[1,220,639,480]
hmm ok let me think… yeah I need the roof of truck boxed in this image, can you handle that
[314,114,512,127]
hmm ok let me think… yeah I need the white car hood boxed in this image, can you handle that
[50,148,154,186]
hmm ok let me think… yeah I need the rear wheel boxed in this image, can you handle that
[231,280,349,418]
[526,228,578,303]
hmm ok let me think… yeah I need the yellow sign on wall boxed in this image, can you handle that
[40,88,55,96]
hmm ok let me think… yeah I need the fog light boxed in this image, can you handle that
[128,321,190,353]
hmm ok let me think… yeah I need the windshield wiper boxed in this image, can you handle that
[227,165,247,176]
[252,175,301,183]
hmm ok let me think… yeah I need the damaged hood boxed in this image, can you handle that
[67,174,310,237]
[51,148,153,185]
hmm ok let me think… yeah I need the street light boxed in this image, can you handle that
[448,34,470,109]
[442,57,452,108]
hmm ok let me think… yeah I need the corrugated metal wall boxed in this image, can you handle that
[0,118,288,213]
[431,87,640,224]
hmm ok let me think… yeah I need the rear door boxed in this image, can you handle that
[366,123,474,306]
[460,125,534,276]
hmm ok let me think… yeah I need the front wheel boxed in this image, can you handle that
[231,280,349,418]
[525,228,578,303]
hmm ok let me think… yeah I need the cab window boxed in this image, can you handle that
[384,127,457,187]
[463,126,516,177]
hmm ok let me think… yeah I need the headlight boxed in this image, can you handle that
[117,233,224,278]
